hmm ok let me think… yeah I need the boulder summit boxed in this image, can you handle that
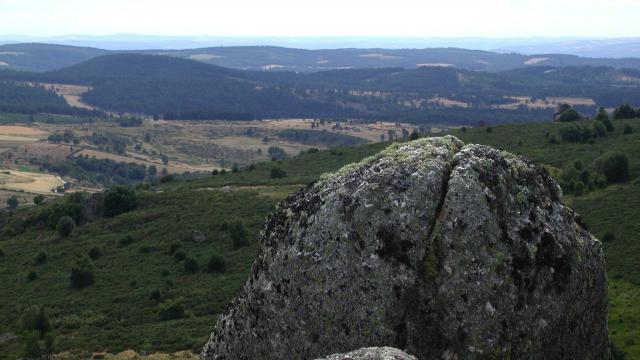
[202,136,609,359]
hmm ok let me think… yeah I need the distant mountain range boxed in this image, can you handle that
[1,35,639,58]
[3,43,640,73]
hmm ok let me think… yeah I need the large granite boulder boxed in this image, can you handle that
[202,136,609,360]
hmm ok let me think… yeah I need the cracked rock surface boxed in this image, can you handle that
[201,136,609,360]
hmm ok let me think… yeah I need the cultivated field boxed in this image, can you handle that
[0,169,64,194]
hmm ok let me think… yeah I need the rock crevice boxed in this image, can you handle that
[202,136,609,360]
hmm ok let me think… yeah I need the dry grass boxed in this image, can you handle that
[524,57,550,65]
[0,125,48,137]
[41,83,94,110]
[497,96,596,110]
[76,149,214,174]
[0,169,65,194]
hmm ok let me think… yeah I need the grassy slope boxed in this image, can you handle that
[1,119,639,358]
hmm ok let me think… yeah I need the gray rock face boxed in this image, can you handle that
[316,347,417,360]
[202,136,609,360]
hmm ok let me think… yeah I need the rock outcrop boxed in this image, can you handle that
[315,347,417,360]
[202,136,609,360]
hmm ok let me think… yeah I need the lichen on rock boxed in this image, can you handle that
[315,347,417,360]
[201,136,609,360]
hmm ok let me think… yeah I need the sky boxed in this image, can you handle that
[0,0,639,38]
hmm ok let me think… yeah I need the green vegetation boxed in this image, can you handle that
[56,216,76,238]
[0,118,639,358]
[0,80,99,116]
[277,129,368,147]
[4,53,640,124]
[39,156,148,186]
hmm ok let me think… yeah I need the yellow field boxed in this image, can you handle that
[497,96,596,110]
[259,119,417,142]
[76,149,215,174]
[0,170,65,194]
[41,83,94,110]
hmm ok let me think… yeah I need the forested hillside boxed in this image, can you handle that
[0,81,98,116]
[3,54,640,124]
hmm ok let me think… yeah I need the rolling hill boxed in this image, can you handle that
[3,43,640,73]
[2,54,640,124]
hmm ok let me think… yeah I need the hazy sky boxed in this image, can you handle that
[0,0,638,38]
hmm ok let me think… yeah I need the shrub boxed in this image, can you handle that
[35,251,47,265]
[56,216,76,238]
[485,127,493,133]
[27,271,38,282]
[173,250,186,262]
[219,169,227,175]
[0,248,4,257]
[602,231,616,243]
[592,121,606,137]
[600,118,614,132]
[6,195,18,209]
[574,181,586,196]
[22,331,42,359]
[161,269,170,277]
[33,195,45,205]
[139,245,154,254]
[102,185,138,217]
[211,169,219,176]
[21,305,51,335]
[150,289,162,303]
[597,153,630,184]
[159,175,174,183]
[158,298,186,321]
[207,254,227,273]
[556,108,584,122]
[228,220,250,248]
[88,247,102,259]
[624,124,633,134]
[119,235,135,247]
[613,104,637,119]
[69,256,95,288]
[270,167,287,179]
[168,243,181,255]
[184,257,200,273]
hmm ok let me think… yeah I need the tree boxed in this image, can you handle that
[161,154,169,166]
[555,108,584,122]
[207,254,227,273]
[184,257,200,273]
[56,216,76,238]
[158,298,186,321]
[409,129,420,141]
[147,165,157,178]
[69,256,95,288]
[33,195,44,205]
[21,305,51,336]
[270,167,287,179]
[229,220,250,248]
[624,124,634,134]
[268,146,286,160]
[103,185,138,217]
[613,104,637,119]
[595,107,609,121]
[597,153,630,184]
[6,195,18,209]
